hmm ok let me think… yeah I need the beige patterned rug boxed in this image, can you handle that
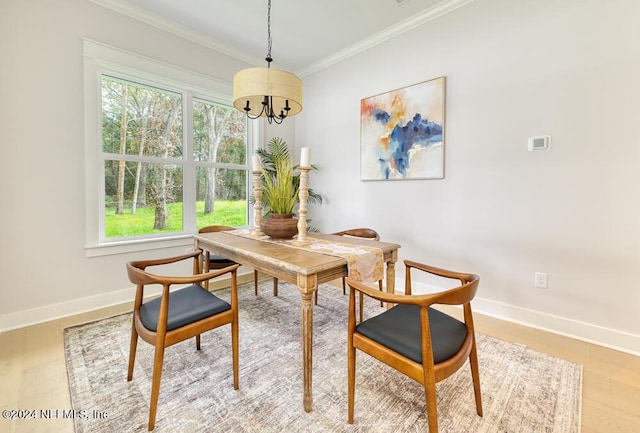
[64,280,582,432]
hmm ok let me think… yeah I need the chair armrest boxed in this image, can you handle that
[404,260,477,285]
[130,250,203,271]
[402,260,480,306]
[347,269,479,308]
[127,258,239,286]
[160,264,240,286]
[346,277,437,307]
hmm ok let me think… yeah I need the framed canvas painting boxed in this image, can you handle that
[360,76,445,181]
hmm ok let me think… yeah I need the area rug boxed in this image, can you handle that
[64,280,582,432]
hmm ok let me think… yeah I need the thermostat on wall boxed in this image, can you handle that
[528,135,551,151]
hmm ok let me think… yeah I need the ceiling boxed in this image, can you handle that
[94,0,472,75]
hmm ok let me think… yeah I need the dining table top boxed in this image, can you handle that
[193,230,400,282]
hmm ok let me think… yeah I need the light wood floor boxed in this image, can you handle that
[1,279,638,433]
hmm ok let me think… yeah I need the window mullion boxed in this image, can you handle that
[182,91,196,233]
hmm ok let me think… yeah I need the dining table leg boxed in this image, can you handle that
[298,273,317,412]
[385,250,398,308]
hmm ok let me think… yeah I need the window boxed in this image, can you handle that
[84,40,255,255]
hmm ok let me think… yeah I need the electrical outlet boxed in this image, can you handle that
[534,272,548,289]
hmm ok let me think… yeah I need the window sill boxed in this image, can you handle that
[85,235,194,257]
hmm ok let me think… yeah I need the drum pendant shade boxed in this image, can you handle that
[233,67,303,118]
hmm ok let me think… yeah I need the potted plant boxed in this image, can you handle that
[257,137,321,238]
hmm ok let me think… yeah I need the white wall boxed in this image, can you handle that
[0,0,251,329]
[1,0,638,354]
[296,0,640,353]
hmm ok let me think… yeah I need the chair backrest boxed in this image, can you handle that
[332,228,380,241]
[126,250,204,287]
[404,260,479,307]
[199,225,235,234]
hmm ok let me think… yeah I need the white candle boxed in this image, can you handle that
[300,147,311,167]
[252,154,262,172]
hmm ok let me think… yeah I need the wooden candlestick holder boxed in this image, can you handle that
[252,170,264,236]
[294,165,311,245]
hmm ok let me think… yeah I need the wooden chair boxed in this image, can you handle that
[346,260,482,432]
[126,250,240,430]
[199,225,259,294]
[332,228,384,319]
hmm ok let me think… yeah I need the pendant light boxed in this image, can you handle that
[232,0,303,124]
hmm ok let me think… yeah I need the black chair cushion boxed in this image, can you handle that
[140,285,231,332]
[356,304,468,364]
[209,254,235,265]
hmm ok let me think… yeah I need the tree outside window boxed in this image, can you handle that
[101,75,248,241]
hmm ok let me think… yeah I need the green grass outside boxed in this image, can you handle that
[105,200,247,238]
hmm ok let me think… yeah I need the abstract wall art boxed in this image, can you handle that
[360,77,445,181]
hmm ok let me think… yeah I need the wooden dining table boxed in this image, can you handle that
[193,231,400,413]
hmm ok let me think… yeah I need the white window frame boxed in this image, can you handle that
[83,39,258,257]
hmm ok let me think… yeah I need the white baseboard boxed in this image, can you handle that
[0,270,255,334]
[398,279,640,356]
[0,285,152,333]
[472,296,639,356]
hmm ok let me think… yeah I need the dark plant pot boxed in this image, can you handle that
[261,213,298,239]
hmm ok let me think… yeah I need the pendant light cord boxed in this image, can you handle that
[265,0,273,66]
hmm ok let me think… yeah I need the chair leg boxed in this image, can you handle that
[127,319,139,381]
[423,374,439,433]
[148,344,166,431]
[203,254,210,290]
[347,342,356,424]
[273,278,279,296]
[469,341,483,416]
[314,288,318,305]
[342,277,346,295]
[254,270,259,295]
[232,320,239,390]
[377,280,384,307]
[358,292,364,323]
[195,334,201,350]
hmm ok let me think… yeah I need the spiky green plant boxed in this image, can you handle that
[261,156,299,214]
[256,137,323,210]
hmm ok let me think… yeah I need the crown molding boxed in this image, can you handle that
[297,0,475,76]
[89,0,263,66]
[89,0,475,77]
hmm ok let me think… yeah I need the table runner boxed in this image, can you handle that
[228,229,384,283]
